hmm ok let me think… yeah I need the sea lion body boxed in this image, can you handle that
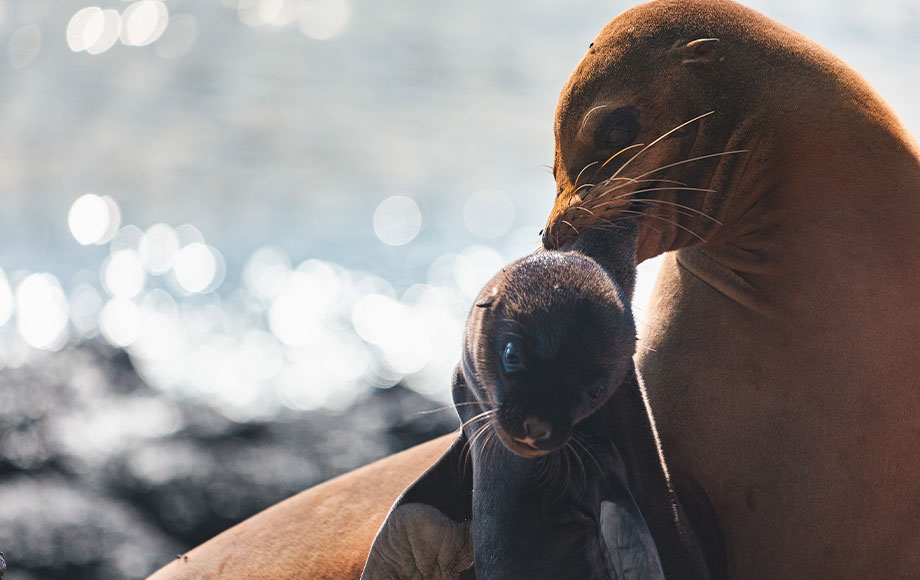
[544,1,920,577]
[145,434,455,580]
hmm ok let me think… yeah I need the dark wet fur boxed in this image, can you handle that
[453,224,718,579]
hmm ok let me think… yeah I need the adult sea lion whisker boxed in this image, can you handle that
[569,206,599,222]
[590,185,717,207]
[609,111,716,181]
[598,184,716,199]
[560,220,580,234]
[572,182,597,196]
[581,217,665,238]
[574,160,600,188]
[590,197,723,225]
[630,149,749,182]
[618,209,707,242]
[601,176,690,191]
[631,199,723,225]
[599,142,647,171]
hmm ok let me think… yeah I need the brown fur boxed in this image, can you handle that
[146,434,455,580]
[544,1,920,577]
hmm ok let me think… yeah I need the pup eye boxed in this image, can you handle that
[501,341,525,374]
[595,107,639,150]
[583,371,608,403]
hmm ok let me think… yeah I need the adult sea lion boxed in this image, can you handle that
[542,0,920,578]
[362,227,713,579]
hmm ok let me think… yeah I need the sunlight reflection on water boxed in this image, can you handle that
[0,191,664,420]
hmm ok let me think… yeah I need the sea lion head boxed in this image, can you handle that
[543,0,808,259]
[461,237,636,459]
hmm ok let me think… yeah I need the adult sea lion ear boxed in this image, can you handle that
[681,38,720,65]
[361,434,474,580]
[600,488,666,580]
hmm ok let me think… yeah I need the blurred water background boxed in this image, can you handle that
[0,0,917,578]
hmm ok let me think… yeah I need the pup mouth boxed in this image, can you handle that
[493,425,566,458]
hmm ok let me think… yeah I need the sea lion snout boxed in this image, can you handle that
[521,416,552,442]
[495,418,567,457]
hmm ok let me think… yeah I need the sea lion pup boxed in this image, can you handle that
[362,226,716,580]
[542,0,920,578]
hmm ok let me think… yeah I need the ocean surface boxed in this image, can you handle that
[2,0,918,413]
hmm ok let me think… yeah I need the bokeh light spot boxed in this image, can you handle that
[110,225,144,253]
[100,297,141,347]
[102,250,147,298]
[173,243,223,294]
[138,223,180,275]
[66,7,102,52]
[15,274,69,350]
[373,195,422,246]
[68,194,121,245]
[85,9,121,56]
[121,1,168,47]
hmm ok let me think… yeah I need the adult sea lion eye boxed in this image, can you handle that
[501,341,525,374]
[595,107,639,150]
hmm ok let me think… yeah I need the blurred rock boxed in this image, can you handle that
[0,341,458,579]
[0,476,180,580]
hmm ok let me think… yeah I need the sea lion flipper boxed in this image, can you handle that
[361,434,473,580]
[600,496,666,580]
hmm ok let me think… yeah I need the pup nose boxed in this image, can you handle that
[522,417,552,442]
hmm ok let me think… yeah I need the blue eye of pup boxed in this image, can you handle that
[502,341,525,374]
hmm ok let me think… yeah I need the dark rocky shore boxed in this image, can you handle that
[0,342,458,580]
